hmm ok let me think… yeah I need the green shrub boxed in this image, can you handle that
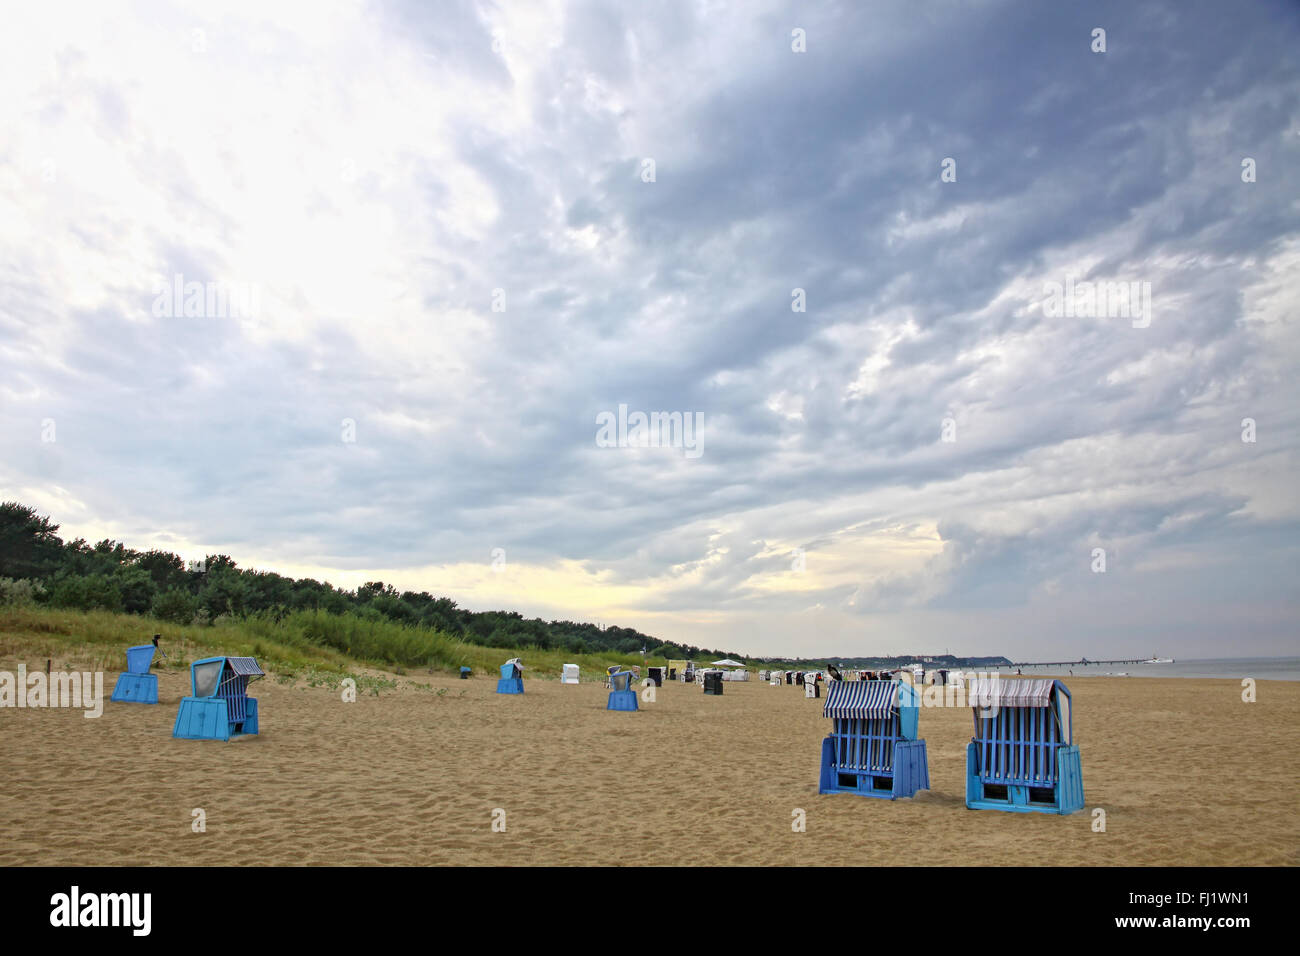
[113,565,157,615]
[0,577,46,607]
[151,587,199,624]
[47,573,122,612]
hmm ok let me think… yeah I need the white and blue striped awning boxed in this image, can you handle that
[823,680,898,719]
[226,657,264,676]
[968,678,1054,708]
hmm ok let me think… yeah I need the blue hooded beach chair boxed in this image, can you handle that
[496,658,524,694]
[965,678,1084,814]
[818,679,929,799]
[173,656,264,740]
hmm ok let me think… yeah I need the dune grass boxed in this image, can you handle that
[0,605,668,686]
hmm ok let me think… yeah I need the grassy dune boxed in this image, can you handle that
[0,605,663,690]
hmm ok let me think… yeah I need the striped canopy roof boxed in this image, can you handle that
[225,657,264,676]
[968,677,1054,708]
[823,680,898,719]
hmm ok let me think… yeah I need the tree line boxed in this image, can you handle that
[0,502,744,661]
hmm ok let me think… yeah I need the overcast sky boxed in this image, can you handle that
[2,0,1297,659]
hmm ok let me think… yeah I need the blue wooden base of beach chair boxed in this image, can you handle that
[496,678,524,694]
[965,742,1084,814]
[110,672,158,704]
[607,689,638,711]
[173,696,259,740]
[818,737,929,800]
[241,697,259,737]
[894,739,930,797]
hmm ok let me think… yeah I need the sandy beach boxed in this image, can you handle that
[1,667,1296,866]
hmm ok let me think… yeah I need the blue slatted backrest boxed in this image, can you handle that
[973,691,1064,786]
[217,669,249,723]
[828,714,902,774]
[823,680,908,777]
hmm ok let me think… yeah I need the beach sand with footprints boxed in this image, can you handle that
[2,667,1296,866]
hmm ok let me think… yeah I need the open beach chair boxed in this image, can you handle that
[607,670,638,711]
[110,639,159,704]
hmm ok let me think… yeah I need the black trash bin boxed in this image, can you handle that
[704,672,723,695]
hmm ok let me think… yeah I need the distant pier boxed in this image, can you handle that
[1000,658,1160,668]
